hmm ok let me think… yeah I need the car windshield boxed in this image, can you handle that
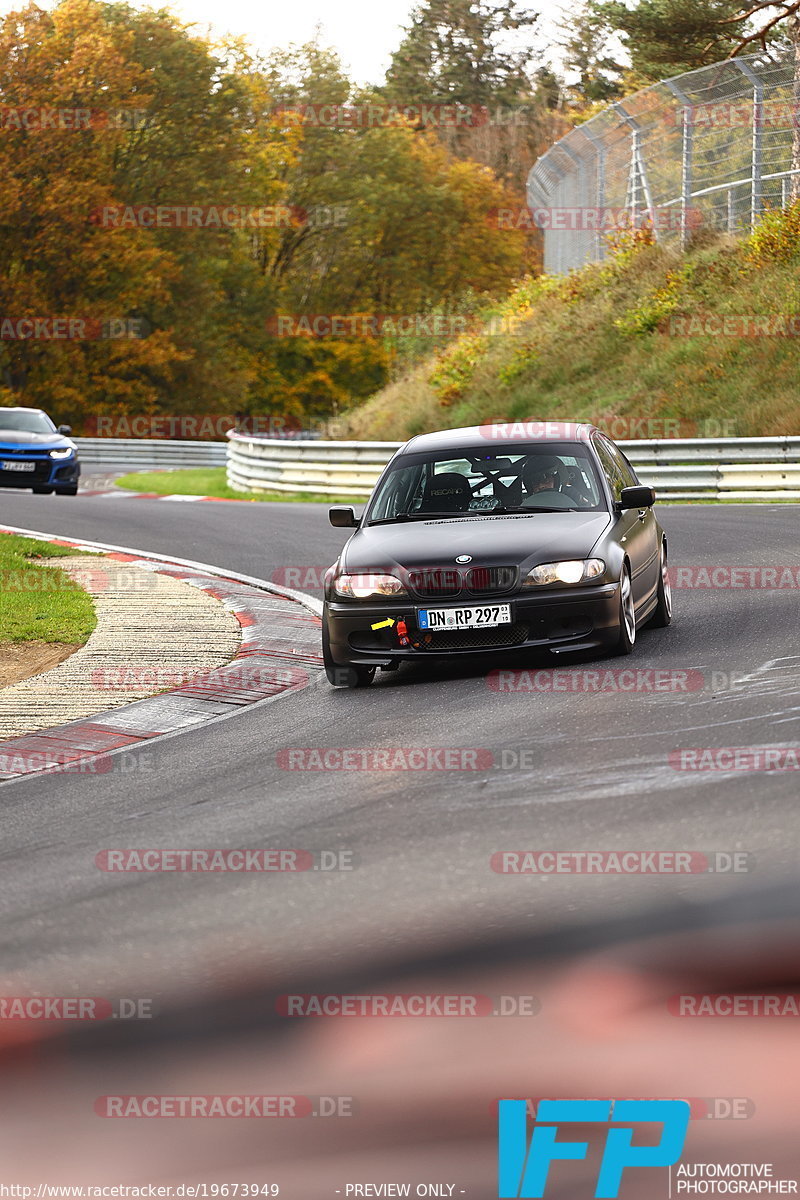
[367,445,605,523]
[0,408,56,434]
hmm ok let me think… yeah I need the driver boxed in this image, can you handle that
[522,455,563,497]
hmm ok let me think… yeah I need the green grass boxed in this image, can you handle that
[343,227,800,442]
[115,468,365,504]
[0,533,98,644]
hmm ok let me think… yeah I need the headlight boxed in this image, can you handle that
[523,559,605,587]
[333,572,408,600]
[49,447,74,459]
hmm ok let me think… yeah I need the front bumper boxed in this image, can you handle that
[0,454,80,489]
[324,583,621,666]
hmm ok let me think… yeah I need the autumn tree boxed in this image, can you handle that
[0,4,530,431]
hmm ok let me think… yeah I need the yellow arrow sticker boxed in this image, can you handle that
[371,618,396,630]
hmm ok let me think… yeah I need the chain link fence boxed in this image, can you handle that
[528,50,800,274]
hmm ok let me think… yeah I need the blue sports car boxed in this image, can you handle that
[0,406,81,496]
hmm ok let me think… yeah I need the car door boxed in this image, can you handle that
[592,433,660,611]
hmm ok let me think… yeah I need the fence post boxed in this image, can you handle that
[734,59,763,229]
[577,125,606,262]
[614,103,661,242]
[560,142,590,268]
[666,80,694,249]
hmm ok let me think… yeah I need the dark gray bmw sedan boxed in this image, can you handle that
[322,422,672,687]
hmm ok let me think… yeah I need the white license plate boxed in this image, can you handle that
[1,460,36,472]
[418,604,512,631]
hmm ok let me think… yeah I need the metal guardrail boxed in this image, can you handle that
[528,49,800,273]
[226,433,800,501]
[75,438,228,468]
[226,434,401,496]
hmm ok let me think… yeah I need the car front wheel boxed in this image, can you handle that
[322,621,375,688]
[613,565,636,656]
[649,540,673,627]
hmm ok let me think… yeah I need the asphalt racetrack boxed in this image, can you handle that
[0,480,798,998]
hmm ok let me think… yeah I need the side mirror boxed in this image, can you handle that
[619,485,656,509]
[329,506,360,529]
[57,424,72,436]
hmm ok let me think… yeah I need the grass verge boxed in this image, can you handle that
[343,221,800,442]
[115,468,365,504]
[0,533,98,644]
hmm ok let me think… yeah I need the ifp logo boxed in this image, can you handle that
[498,1099,690,1197]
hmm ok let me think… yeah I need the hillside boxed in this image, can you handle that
[342,215,800,443]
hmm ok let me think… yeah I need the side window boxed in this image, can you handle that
[605,440,639,488]
[593,436,635,502]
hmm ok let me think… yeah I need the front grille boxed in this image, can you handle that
[425,623,528,651]
[408,565,517,597]
[408,569,461,597]
[465,566,517,593]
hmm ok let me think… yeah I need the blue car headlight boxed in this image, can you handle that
[49,447,75,460]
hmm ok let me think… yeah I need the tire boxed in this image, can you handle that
[31,486,53,495]
[322,620,375,688]
[649,540,673,627]
[613,565,636,656]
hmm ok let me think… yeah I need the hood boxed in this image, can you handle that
[0,430,71,451]
[343,511,611,576]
